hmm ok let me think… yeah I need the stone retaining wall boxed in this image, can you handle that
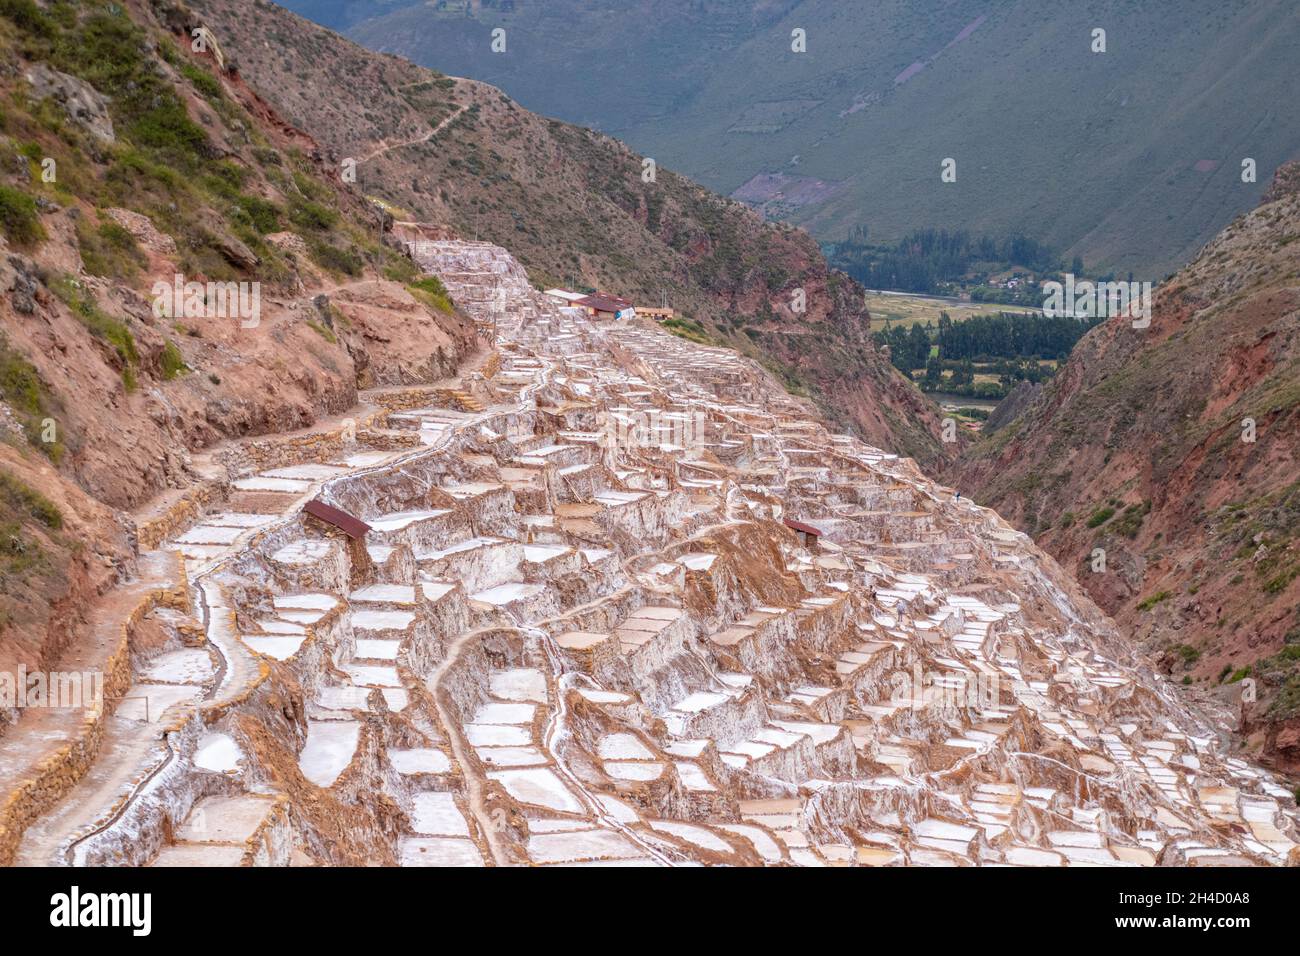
[0,553,189,866]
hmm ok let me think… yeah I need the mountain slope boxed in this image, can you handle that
[0,0,476,691]
[189,0,948,466]
[948,161,1300,773]
[330,0,1300,279]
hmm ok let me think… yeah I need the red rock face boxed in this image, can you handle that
[949,162,1300,774]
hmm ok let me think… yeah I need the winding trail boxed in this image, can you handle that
[355,105,468,165]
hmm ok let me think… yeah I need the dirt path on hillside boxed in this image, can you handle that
[3,342,490,864]
[356,105,467,165]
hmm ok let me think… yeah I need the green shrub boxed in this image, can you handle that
[382,255,420,283]
[0,340,63,462]
[1262,563,1300,595]
[1086,506,1115,528]
[53,13,209,168]
[1111,501,1151,539]
[0,185,46,246]
[0,470,62,530]
[0,0,54,37]
[50,276,138,387]
[105,147,184,206]
[159,340,187,380]
[289,196,338,232]
[236,195,281,235]
[1136,590,1172,612]
[305,319,337,344]
[77,218,146,278]
[308,241,362,277]
[179,62,222,101]
[407,275,454,313]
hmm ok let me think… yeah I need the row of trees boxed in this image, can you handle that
[830,228,1068,294]
[871,311,1103,399]
[872,311,1101,371]
[934,311,1103,361]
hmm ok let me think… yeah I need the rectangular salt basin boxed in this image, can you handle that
[420,580,458,602]
[649,820,733,854]
[380,688,409,711]
[271,539,333,565]
[399,837,483,867]
[351,609,415,632]
[242,636,305,661]
[465,724,532,746]
[523,544,571,562]
[527,828,642,864]
[420,536,503,560]
[232,476,312,493]
[345,665,401,687]
[276,609,327,625]
[205,512,277,528]
[342,451,397,468]
[597,733,655,760]
[349,584,418,605]
[354,639,400,661]
[256,619,306,635]
[476,746,547,767]
[262,464,349,480]
[441,482,502,499]
[116,684,202,723]
[470,583,545,606]
[177,795,275,843]
[367,509,452,532]
[488,768,583,814]
[194,732,243,773]
[175,525,245,545]
[488,668,548,703]
[389,748,451,775]
[671,691,729,713]
[411,792,470,837]
[139,648,214,684]
[472,702,536,725]
[314,686,374,712]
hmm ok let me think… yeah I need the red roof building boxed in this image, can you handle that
[304,499,372,540]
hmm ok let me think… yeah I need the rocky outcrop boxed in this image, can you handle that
[22,64,115,143]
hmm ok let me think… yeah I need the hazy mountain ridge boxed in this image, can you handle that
[329,0,1300,279]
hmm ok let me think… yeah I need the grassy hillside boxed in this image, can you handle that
[331,0,1300,279]
[190,0,950,466]
[0,0,476,675]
